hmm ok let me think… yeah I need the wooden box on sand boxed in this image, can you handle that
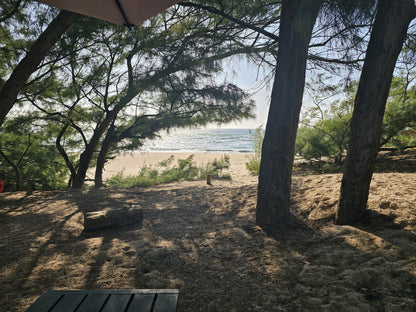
[83,206,143,231]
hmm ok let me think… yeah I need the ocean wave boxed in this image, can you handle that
[141,128,256,153]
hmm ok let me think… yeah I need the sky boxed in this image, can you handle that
[214,60,273,129]
[213,60,319,130]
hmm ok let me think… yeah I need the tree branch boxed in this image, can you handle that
[180,1,279,42]
[56,124,77,178]
[308,54,364,65]
[0,0,22,23]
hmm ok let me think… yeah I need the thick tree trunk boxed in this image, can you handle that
[94,123,116,188]
[0,10,75,127]
[256,0,321,226]
[336,0,415,224]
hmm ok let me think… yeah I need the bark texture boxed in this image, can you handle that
[94,122,116,188]
[0,10,75,127]
[336,0,415,224]
[71,111,117,189]
[256,0,321,226]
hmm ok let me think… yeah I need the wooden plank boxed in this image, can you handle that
[26,289,179,312]
[26,291,62,312]
[100,294,131,312]
[50,293,85,312]
[76,293,109,312]
[54,289,178,295]
[153,293,179,312]
[127,294,155,312]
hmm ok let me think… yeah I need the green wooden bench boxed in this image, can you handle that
[26,289,179,312]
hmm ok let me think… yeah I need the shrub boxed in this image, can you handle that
[246,127,263,175]
[0,119,69,192]
[106,154,231,188]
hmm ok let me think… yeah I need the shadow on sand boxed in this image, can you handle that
[1,180,416,311]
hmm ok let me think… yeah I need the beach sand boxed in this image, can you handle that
[91,152,258,184]
[1,151,416,311]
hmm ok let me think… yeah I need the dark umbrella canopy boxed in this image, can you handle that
[34,0,180,27]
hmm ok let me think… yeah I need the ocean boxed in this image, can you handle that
[141,128,257,153]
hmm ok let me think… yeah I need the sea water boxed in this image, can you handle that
[141,128,257,153]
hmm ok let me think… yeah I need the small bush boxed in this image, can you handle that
[201,154,230,179]
[246,127,263,175]
[106,154,231,188]
[322,162,344,173]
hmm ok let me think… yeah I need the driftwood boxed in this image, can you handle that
[83,205,143,231]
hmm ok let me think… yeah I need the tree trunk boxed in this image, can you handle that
[336,0,415,224]
[256,0,321,227]
[71,146,95,189]
[71,111,118,189]
[0,10,75,127]
[94,122,116,188]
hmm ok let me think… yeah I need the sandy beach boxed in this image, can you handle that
[92,152,258,185]
[1,150,416,311]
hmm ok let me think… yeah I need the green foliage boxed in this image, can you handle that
[106,154,231,188]
[245,75,416,176]
[296,100,351,163]
[381,76,416,150]
[246,127,263,175]
[0,117,69,191]
[296,75,416,165]
[244,121,346,175]
[296,126,336,161]
[201,155,231,180]
[321,162,344,173]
